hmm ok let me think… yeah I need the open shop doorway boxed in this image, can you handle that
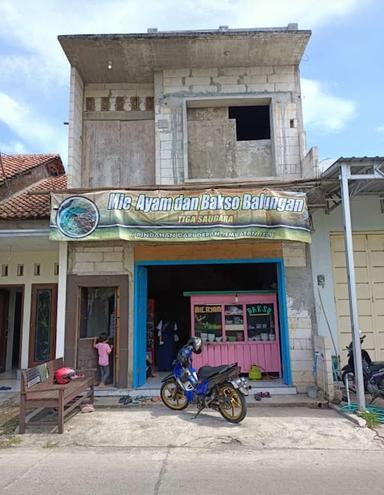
[137,260,290,388]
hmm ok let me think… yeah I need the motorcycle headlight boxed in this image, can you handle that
[181,370,189,382]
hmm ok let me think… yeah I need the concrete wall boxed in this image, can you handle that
[67,64,308,187]
[310,196,384,353]
[313,335,335,400]
[302,147,319,179]
[283,242,316,393]
[68,242,132,275]
[156,65,304,184]
[84,83,154,112]
[187,107,273,179]
[67,67,84,188]
[0,251,59,369]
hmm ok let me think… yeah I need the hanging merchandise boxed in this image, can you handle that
[147,299,156,377]
[156,319,179,371]
[109,311,116,338]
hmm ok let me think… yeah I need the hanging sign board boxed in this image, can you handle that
[50,188,311,243]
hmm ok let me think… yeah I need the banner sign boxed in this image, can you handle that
[49,188,311,243]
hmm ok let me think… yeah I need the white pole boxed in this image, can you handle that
[340,163,366,411]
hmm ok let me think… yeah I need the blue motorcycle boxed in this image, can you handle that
[160,337,249,423]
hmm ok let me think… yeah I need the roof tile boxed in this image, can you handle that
[0,175,67,219]
[0,154,64,182]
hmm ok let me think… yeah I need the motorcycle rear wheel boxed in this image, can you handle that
[160,379,188,410]
[217,382,247,424]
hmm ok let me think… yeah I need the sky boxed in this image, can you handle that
[0,0,383,169]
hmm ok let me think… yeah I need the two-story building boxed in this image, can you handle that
[52,26,319,392]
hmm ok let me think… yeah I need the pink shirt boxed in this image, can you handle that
[95,342,112,366]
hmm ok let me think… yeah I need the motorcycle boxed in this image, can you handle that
[160,337,249,423]
[342,334,384,403]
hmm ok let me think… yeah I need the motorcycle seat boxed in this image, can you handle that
[369,362,384,373]
[198,364,237,381]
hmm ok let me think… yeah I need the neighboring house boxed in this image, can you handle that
[0,153,66,377]
[309,157,384,398]
[53,25,319,391]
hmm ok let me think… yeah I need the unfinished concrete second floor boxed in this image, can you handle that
[60,26,318,189]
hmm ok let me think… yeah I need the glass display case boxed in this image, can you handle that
[224,304,245,342]
[246,303,275,342]
[194,304,223,342]
[187,292,281,375]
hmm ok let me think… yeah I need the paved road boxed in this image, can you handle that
[1,406,384,494]
[1,445,384,494]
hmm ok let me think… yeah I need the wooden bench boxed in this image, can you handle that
[19,358,94,434]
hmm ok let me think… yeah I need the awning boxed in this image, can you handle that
[307,156,384,211]
[310,156,384,412]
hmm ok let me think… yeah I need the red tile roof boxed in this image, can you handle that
[0,174,67,219]
[0,154,64,182]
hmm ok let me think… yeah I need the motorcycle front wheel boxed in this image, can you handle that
[160,379,189,410]
[217,382,247,424]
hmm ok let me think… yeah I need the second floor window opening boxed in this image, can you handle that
[229,105,270,141]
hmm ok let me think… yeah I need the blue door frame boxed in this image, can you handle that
[133,258,292,388]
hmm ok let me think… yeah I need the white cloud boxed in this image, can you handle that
[0,0,374,159]
[376,125,384,135]
[301,78,357,133]
[0,140,27,155]
[0,92,67,159]
[0,0,372,77]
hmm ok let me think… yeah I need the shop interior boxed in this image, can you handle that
[145,262,279,383]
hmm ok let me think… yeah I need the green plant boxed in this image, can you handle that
[0,435,22,448]
[42,440,59,449]
[358,410,380,429]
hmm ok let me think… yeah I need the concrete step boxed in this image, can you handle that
[94,384,297,398]
[95,388,159,398]
[94,393,327,409]
[249,385,297,395]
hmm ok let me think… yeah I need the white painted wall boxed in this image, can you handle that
[0,250,59,369]
[310,196,384,354]
[55,243,67,360]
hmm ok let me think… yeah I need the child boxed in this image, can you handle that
[93,333,113,387]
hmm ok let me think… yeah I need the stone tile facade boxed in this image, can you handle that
[283,242,316,393]
[68,244,131,275]
[155,65,304,184]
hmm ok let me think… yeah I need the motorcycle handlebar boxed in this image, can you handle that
[345,334,366,350]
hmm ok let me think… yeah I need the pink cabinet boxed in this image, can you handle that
[188,293,281,375]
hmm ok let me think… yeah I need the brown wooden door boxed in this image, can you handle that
[78,286,117,385]
[29,284,57,367]
[0,289,9,372]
